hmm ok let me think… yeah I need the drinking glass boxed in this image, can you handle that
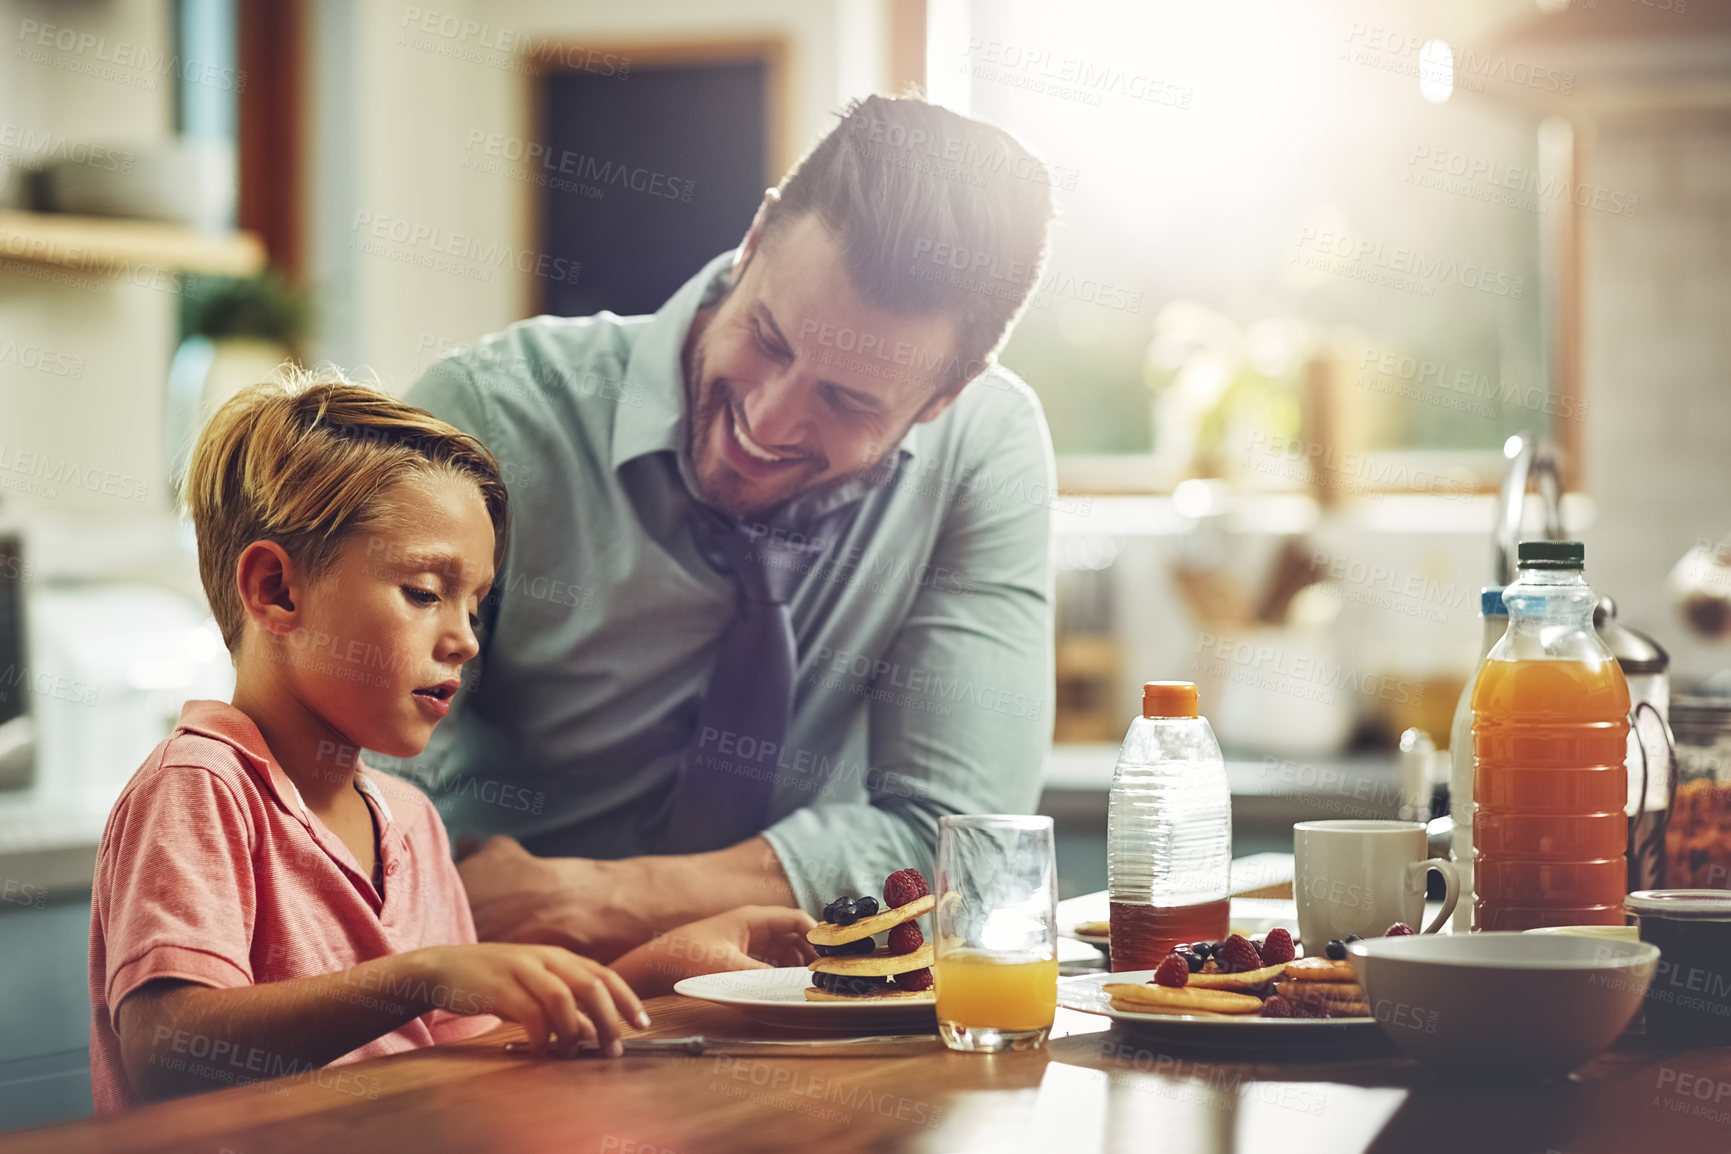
[933,815,1058,1052]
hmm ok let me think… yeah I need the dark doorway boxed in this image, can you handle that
[536,45,782,318]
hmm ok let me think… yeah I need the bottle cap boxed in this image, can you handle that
[1143,681,1199,719]
[1517,540,1584,570]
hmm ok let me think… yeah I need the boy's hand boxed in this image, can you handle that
[610,906,817,998]
[407,943,649,1058]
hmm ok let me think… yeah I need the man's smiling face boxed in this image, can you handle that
[683,212,966,519]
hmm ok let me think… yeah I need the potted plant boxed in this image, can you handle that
[165,271,311,491]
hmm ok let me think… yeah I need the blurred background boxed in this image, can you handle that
[1,0,1729,1129]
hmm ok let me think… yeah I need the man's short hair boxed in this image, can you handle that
[183,364,509,652]
[761,94,1054,391]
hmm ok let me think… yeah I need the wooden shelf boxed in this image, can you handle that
[0,211,265,278]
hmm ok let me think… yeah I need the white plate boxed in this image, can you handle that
[675,967,936,1031]
[1058,969,1384,1050]
[1067,926,1112,950]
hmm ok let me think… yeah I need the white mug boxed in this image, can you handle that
[1294,819,1459,953]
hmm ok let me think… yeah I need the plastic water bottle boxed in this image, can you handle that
[1473,541,1630,931]
[1447,587,1507,933]
[1108,681,1233,971]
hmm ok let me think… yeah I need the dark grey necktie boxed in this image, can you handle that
[661,505,856,852]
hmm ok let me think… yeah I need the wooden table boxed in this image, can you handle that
[3,993,1728,1153]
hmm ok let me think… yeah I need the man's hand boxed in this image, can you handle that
[456,835,801,963]
[610,907,817,998]
[456,835,650,962]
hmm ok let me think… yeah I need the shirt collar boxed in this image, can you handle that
[609,249,924,520]
[175,700,392,831]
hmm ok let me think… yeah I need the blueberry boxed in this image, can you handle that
[833,974,886,996]
[1325,939,1347,961]
[855,896,880,918]
[846,935,878,955]
[823,897,858,926]
[814,943,840,957]
[1174,946,1205,972]
[1188,941,1215,957]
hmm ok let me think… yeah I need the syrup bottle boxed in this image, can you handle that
[1107,682,1233,969]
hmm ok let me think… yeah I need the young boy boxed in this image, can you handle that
[89,370,813,1111]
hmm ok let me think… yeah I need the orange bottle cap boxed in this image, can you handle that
[1143,681,1199,719]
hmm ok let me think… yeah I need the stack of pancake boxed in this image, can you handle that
[1273,956,1369,1017]
[805,894,936,1001]
[1103,955,1370,1019]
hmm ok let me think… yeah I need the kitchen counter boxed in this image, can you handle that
[0,746,1409,901]
[0,789,110,907]
[1039,745,1411,896]
[1042,743,1406,805]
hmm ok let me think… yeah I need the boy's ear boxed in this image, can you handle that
[235,541,301,635]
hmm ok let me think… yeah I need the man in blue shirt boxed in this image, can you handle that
[407,95,1057,961]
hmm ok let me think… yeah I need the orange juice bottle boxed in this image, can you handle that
[1472,541,1630,931]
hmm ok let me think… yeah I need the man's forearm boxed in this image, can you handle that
[631,836,798,926]
[459,834,797,962]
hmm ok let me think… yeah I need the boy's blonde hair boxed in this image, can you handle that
[184,365,509,652]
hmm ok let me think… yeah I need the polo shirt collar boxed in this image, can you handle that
[610,249,924,523]
[174,700,393,831]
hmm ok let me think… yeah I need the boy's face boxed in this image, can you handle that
[293,472,495,759]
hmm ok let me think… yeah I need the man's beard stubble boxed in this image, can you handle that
[681,329,899,523]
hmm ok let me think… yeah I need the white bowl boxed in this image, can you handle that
[44,141,235,230]
[1348,932,1658,1074]
[1522,924,1640,942]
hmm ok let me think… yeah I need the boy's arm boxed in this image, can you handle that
[116,954,436,1101]
[116,943,649,1101]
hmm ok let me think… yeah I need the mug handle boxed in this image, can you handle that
[1405,857,1459,934]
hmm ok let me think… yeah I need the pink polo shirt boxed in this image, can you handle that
[88,700,497,1112]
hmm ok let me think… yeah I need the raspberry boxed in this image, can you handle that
[883,868,930,908]
[1216,934,1263,974]
[1259,928,1295,966]
[1259,995,1293,1018]
[893,967,933,991]
[887,922,924,955]
[1384,922,1417,937]
[1153,953,1190,988]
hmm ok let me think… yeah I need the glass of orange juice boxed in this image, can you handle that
[933,815,1058,1052]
